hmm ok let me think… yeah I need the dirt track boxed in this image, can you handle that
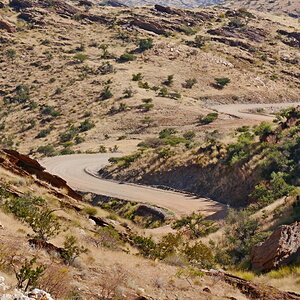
[211,102,300,121]
[41,153,226,218]
[41,103,300,218]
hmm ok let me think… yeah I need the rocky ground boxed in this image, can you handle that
[0,0,299,157]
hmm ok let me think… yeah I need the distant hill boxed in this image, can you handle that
[94,0,224,8]
[222,0,300,18]
[94,0,300,17]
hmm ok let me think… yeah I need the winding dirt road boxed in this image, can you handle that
[41,102,299,218]
[211,102,300,121]
[41,153,225,218]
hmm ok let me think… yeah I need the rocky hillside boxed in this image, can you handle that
[93,0,300,18]
[102,106,300,207]
[95,0,224,8]
[0,150,300,299]
[0,0,299,157]
[222,0,300,18]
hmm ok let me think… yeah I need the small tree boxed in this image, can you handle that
[14,258,46,291]
[60,236,87,265]
[27,209,61,241]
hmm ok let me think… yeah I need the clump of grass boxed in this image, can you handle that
[267,266,300,279]
[82,206,97,216]
[231,270,255,280]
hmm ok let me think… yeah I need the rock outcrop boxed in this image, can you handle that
[251,222,300,272]
[0,149,82,200]
[206,270,300,300]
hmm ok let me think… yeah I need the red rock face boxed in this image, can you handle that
[0,149,82,201]
[251,222,300,272]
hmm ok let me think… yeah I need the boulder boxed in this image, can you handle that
[131,18,166,35]
[206,270,300,300]
[251,222,300,272]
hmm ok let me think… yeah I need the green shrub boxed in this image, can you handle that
[163,135,188,146]
[82,206,97,216]
[13,85,30,103]
[118,53,136,62]
[183,78,197,89]
[41,106,60,117]
[95,227,122,249]
[180,26,197,36]
[183,131,196,140]
[140,117,154,127]
[123,87,133,98]
[36,127,52,139]
[98,62,114,75]
[183,242,214,268]
[60,236,87,265]
[15,258,46,291]
[6,48,16,59]
[199,113,218,125]
[79,119,95,132]
[253,122,273,138]
[132,73,143,81]
[99,145,107,153]
[157,147,174,158]
[59,127,78,143]
[159,128,177,139]
[36,145,56,156]
[163,75,174,86]
[5,196,60,241]
[228,17,245,28]
[186,35,206,48]
[214,77,231,89]
[158,87,168,97]
[136,38,153,51]
[99,86,113,100]
[172,212,218,239]
[73,53,89,63]
[138,81,150,89]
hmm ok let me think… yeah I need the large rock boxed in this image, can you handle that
[251,222,300,272]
